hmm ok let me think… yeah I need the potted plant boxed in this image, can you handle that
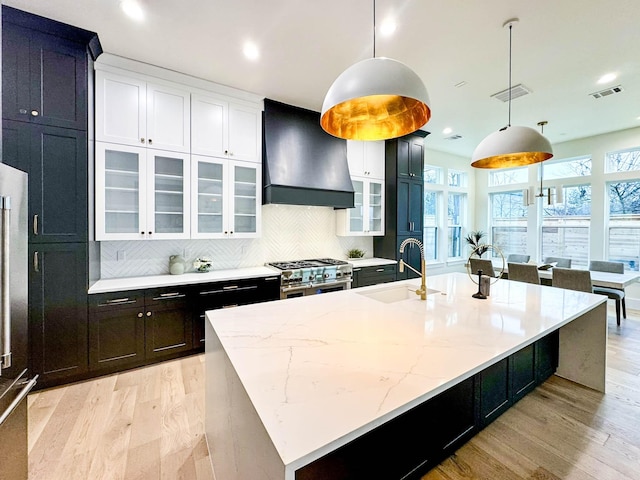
[347,248,366,259]
[465,230,488,257]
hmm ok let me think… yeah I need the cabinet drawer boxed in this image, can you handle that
[360,264,397,278]
[90,290,144,311]
[145,287,189,308]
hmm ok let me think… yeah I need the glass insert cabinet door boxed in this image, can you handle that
[349,180,365,233]
[367,180,384,234]
[96,143,147,240]
[147,150,190,239]
[191,156,261,239]
[95,143,190,240]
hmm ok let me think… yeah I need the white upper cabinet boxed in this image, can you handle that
[191,93,261,163]
[336,178,385,237]
[96,70,191,153]
[347,140,385,179]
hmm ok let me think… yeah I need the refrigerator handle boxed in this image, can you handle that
[0,375,38,427]
[1,196,11,371]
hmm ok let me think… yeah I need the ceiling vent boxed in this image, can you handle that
[590,85,623,99]
[445,134,462,140]
[490,83,531,102]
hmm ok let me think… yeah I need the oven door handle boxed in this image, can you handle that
[281,279,352,293]
[0,374,38,427]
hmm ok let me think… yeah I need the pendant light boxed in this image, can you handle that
[471,19,553,169]
[320,0,431,141]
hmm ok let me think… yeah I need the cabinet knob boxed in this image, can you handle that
[31,110,39,117]
[148,139,153,145]
[140,138,145,143]
[146,311,151,317]
[19,109,28,115]
[138,312,143,318]
[140,231,145,235]
[148,231,152,235]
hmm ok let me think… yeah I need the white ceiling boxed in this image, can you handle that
[6,0,640,158]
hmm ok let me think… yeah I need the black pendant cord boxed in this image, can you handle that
[507,24,512,128]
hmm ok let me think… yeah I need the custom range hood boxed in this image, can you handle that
[263,99,354,208]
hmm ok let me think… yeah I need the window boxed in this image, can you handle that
[608,180,640,270]
[606,147,640,270]
[448,169,467,188]
[541,185,591,268]
[424,191,438,261]
[542,156,591,179]
[606,148,640,173]
[490,191,527,257]
[448,193,465,258]
[489,167,528,187]
[424,165,442,185]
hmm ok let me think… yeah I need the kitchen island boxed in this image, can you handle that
[205,272,607,479]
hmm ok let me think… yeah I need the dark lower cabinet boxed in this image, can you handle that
[29,243,88,387]
[86,275,280,377]
[478,357,510,427]
[192,275,280,348]
[88,291,145,370]
[89,287,193,371]
[296,332,559,480]
[145,288,192,359]
[351,264,397,288]
[511,343,537,401]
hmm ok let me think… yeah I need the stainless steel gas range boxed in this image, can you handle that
[266,258,353,299]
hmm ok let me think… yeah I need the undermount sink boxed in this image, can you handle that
[357,284,440,303]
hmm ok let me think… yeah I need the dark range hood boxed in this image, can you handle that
[262,99,354,208]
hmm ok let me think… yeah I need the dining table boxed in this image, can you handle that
[499,262,640,289]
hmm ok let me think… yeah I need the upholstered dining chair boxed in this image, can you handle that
[469,258,496,278]
[507,262,540,284]
[552,267,593,293]
[589,260,626,325]
[544,256,572,268]
[506,254,530,264]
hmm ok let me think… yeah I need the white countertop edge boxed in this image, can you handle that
[88,266,280,294]
[285,291,608,472]
[347,257,397,268]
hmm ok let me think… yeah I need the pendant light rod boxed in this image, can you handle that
[537,121,548,197]
[502,18,519,127]
[372,0,376,58]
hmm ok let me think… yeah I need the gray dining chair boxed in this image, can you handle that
[507,254,530,264]
[552,267,593,293]
[544,256,572,268]
[508,262,540,284]
[589,260,626,325]
[469,258,496,278]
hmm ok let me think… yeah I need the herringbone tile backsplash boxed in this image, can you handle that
[100,205,372,278]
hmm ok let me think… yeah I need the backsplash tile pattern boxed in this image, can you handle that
[100,204,373,278]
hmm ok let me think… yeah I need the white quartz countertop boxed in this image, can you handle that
[348,257,397,268]
[88,266,279,294]
[206,272,606,470]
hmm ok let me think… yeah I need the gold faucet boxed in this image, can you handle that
[398,238,427,300]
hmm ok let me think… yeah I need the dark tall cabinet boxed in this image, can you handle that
[374,131,429,280]
[1,6,101,388]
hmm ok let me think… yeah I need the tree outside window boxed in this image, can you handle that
[490,191,527,258]
[424,190,438,261]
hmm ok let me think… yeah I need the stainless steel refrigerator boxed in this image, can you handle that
[0,162,37,479]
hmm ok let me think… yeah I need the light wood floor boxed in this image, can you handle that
[28,307,640,480]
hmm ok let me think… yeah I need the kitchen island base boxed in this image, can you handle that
[204,275,607,480]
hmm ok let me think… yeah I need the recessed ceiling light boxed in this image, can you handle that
[120,0,144,21]
[380,18,397,36]
[597,72,617,84]
[243,41,260,61]
[442,127,453,135]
